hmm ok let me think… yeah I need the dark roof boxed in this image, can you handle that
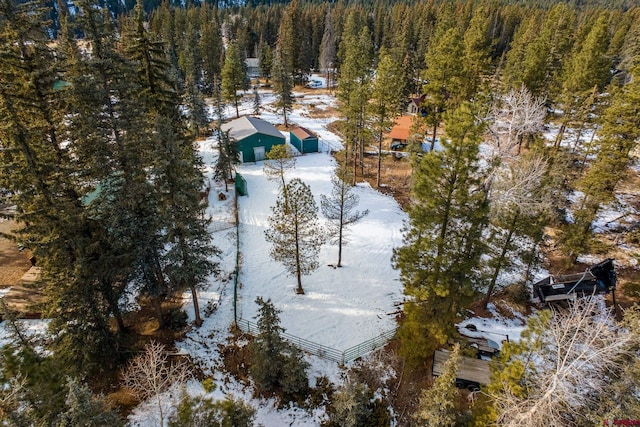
[221,116,284,141]
[290,126,317,140]
[410,94,426,106]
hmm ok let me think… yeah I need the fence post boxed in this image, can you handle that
[233,189,240,327]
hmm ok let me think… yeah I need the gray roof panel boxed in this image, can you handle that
[221,116,284,141]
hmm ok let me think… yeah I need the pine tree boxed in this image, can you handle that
[212,77,239,191]
[276,0,303,85]
[214,130,239,192]
[556,13,610,148]
[178,15,203,93]
[55,379,122,427]
[221,41,244,118]
[320,166,369,267]
[184,83,209,137]
[337,16,372,182]
[199,8,223,94]
[0,306,69,425]
[370,48,403,188]
[249,297,309,398]
[264,143,295,186]
[265,178,325,294]
[326,379,373,427]
[258,42,273,82]
[422,27,466,149]
[1,0,124,372]
[394,103,488,368]
[462,8,492,100]
[319,10,337,89]
[122,0,219,330]
[502,12,544,94]
[414,344,461,427]
[271,46,294,127]
[252,85,261,115]
[169,392,255,427]
[562,13,610,98]
[562,65,640,262]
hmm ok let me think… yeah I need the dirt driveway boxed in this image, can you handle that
[0,218,31,287]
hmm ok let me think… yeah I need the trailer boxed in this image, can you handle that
[531,258,617,304]
[433,349,491,391]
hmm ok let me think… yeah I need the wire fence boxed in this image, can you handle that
[319,138,340,154]
[231,174,397,364]
[236,318,397,365]
[210,220,236,233]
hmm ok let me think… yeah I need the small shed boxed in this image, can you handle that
[221,116,285,163]
[289,126,319,154]
[245,58,260,78]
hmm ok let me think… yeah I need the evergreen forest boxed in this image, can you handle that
[1,0,640,424]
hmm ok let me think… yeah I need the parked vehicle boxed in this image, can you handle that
[390,141,407,150]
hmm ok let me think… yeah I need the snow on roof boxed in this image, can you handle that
[221,116,284,141]
[290,126,317,140]
[245,57,259,68]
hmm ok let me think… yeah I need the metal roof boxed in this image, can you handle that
[290,126,317,140]
[388,115,413,141]
[221,116,284,141]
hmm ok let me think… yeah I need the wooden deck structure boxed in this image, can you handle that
[433,349,492,390]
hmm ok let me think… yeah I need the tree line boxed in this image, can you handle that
[1,0,219,394]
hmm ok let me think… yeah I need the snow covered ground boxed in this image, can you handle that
[136,89,407,426]
[236,153,405,349]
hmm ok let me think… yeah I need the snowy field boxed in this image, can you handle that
[236,153,405,349]
[138,88,407,426]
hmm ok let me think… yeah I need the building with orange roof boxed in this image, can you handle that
[388,115,414,146]
[290,126,319,154]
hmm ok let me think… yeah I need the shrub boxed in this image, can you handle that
[169,392,255,427]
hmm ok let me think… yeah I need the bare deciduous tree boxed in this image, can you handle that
[320,166,369,267]
[488,297,636,427]
[122,341,191,426]
[488,86,546,156]
[490,154,549,218]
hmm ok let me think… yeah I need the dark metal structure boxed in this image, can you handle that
[531,258,617,304]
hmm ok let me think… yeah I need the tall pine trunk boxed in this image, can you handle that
[482,211,519,309]
[377,128,383,188]
[294,216,304,294]
[431,121,437,151]
[152,296,164,328]
[190,282,203,327]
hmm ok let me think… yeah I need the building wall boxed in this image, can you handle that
[290,133,319,154]
[238,133,285,163]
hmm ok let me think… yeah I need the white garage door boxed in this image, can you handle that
[253,146,265,162]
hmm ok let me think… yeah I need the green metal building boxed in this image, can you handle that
[289,126,319,154]
[221,116,285,163]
